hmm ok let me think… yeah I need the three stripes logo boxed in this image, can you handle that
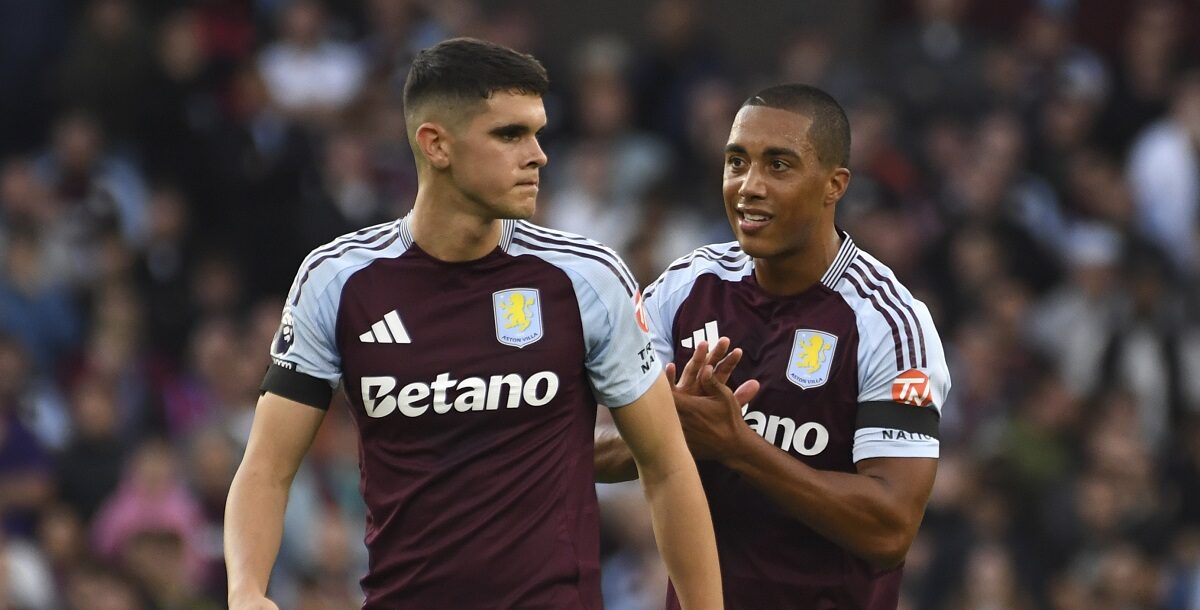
[680,320,720,349]
[359,310,411,344]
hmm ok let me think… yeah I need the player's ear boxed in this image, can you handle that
[415,122,452,170]
[824,167,851,207]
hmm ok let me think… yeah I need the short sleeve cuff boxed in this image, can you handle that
[852,432,940,463]
[598,361,662,409]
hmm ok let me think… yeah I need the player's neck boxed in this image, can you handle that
[409,190,503,262]
[754,228,842,296]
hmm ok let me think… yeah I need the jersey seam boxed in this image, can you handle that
[655,251,752,311]
[293,243,413,383]
[300,224,405,311]
[520,254,656,408]
[514,221,637,293]
[834,287,898,400]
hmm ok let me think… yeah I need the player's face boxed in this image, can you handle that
[722,105,840,260]
[448,92,548,219]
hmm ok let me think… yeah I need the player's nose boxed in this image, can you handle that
[738,164,767,199]
[525,139,548,169]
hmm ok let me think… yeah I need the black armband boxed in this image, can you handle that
[855,401,939,439]
[260,361,333,410]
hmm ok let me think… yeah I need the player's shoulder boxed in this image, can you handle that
[645,241,752,300]
[832,248,927,317]
[663,241,752,280]
[288,218,409,300]
[510,220,617,253]
[830,244,943,366]
[508,220,637,297]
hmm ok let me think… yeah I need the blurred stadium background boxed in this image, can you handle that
[1,0,1200,608]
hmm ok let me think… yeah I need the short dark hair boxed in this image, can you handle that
[742,84,850,168]
[403,37,549,114]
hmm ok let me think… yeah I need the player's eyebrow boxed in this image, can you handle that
[764,146,800,159]
[724,144,800,159]
[490,123,545,138]
[490,124,531,138]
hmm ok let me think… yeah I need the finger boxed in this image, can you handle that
[684,340,708,379]
[705,336,732,367]
[664,362,677,384]
[712,347,743,386]
[697,366,746,424]
[678,340,709,389]
[732,379,761,406]
[698,364,728,397]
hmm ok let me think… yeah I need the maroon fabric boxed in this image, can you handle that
[336,244,603,609]
[663,273,903,610]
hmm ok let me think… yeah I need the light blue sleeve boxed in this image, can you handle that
[641,271,680,368]
[852,300,950,462]
[269,260,343,387]
[569,269,661,409]
[641,243,751,370]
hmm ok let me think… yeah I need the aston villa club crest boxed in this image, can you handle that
[493,288,543,348]
[786,329,837,389]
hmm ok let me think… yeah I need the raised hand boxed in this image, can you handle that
[666,339,761,460]
[666,339,757,406]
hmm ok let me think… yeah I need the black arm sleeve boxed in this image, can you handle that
[260,362,334,410]
[855,401,940,439]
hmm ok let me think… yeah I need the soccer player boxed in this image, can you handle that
[595,84,951,609]
[224,38,722,610]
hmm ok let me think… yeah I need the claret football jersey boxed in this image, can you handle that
[644,233,950,610]
[260,216,660,609]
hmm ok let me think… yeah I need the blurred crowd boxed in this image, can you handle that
[1,0,1199,608]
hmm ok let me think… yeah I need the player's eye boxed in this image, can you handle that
[770,159,790,171]
[494,127,527,142]
[726,156,746,169]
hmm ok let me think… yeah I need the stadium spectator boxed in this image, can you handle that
[257,0,366,124]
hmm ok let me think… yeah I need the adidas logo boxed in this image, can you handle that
[359,310,411,344]
[680,320,720,349]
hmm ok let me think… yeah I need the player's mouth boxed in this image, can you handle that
[736,207,773,234]
[515,179,539,192]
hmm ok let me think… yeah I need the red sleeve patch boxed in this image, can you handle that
[892,369,933,407]
[633,291,650,333]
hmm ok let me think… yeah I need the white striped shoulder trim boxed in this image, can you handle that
[289,218,404,306]
[645,242,752,300]
[840,252,928,370]
[820,232,860,288]
[509,221,638,297]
